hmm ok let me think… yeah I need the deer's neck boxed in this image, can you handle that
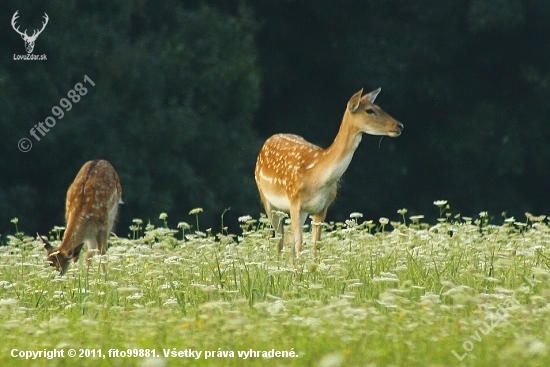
[314,114,362,185]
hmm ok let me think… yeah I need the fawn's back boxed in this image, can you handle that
[44,159,122,274]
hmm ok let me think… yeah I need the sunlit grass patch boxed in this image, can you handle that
[1,206,550,366]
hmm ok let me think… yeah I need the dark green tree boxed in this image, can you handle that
[1,1,261,235]
[251,0,550,221]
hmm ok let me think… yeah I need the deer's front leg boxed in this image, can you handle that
[312,209,328,242]
[290,203,308,257]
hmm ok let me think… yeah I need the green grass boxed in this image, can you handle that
[2,206,550,366]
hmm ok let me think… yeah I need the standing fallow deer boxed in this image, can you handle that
[42,160,122,274]
[255,88,403,257]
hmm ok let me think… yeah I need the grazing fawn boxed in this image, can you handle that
[255,88,403,257]
[42,160,122,274]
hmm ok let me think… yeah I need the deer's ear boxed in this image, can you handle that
[348,89,364,113]
[39,234,54,253]
[362,88,381,104]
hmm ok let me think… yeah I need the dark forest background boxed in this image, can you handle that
[1,0,549,238]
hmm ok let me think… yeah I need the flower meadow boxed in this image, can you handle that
[2,204,550,366]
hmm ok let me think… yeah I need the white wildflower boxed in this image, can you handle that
[189,208,203,215]
[409,215,425,222]
[177,222,190,229]
[238,215,253,223]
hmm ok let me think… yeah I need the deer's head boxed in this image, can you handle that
[347,88,404,137]
[11,11,49,54]
[40,235,84,275]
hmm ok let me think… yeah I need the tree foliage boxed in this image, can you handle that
[252,0,550,220]
[1,1,260,234]
[2,0,550,236]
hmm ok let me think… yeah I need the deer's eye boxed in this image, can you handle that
[366,108,376,115]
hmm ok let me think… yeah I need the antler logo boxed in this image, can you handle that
[11,10,49,54]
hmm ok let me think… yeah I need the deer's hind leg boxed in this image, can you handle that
[85,229,108,273]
